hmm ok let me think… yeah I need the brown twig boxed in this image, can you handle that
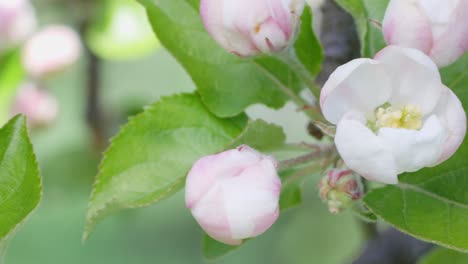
[79,20,107,150]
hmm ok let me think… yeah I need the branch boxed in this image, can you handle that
[352,229,434,264]
[316,0,361,86]
[79,21,107,150]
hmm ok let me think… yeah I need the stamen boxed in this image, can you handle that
[369,104,422,131]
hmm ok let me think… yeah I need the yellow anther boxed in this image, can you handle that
[372,104,422,131]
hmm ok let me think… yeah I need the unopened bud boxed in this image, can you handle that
[0,0,37,50]
[318,169,363,214]
[200,0,305,57]
[185,145,281,245]
[11,82,58,128]
[22,25,82,78]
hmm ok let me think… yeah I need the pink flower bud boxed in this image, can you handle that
[22,25,82,78]
[185,145,281,245]
[0,0,36,50]
[200,0,305,57]
[383,0,468,67]
[318,169,364,214]
[11,82,58,128]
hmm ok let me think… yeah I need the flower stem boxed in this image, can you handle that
[254,61,326,123]
[279,144,334,169]
[277,48,322,99]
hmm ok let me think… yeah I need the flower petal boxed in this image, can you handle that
[185,148,260,208]
[382,0,433,54]
[375,46,443,115]
[432,88,467,164]
[191,184,241,245]
[335,112,398,184]
[377,115,447,174]
[200,0,259,56]
[320,59,392,124]
[222,158,280,239]
[428,0,468,67]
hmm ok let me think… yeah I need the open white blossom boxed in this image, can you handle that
[320,46,466,184]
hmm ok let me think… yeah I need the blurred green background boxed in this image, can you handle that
[5,49,365,263]
[3,0,368,261]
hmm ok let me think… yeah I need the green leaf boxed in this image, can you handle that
[202,234,240,260]
[419,248,468,264]
[335,0,389,57]
[0,50,24,124]
[84,93,247,240]
[352,202,377,223]
[138,0,322,117]
[294,7,323,76]
[364,55,468,252]
[86,0,160,61]
[279,182,302,211]
[229,119,286,151]
[0,115,42,254]
[441,53,468,95]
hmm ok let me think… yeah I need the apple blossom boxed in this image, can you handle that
[22,25,82,78]
[0,0,36,50]
[11,82,58,128]
[318,169,364,214]
[320,46,466,184]
[383,0,468,67]
[185,145,281,245]
[200,0,305,57]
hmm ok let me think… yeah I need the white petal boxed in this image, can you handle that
[200,0,259,57]
[335,112,399,184]
[222,159,280,239]
[418,0,459,26]
[377,116,447,173]
[428,0,468,67]
[375,46,443,115]
[191,183,241,245]
[320,59,392,124]
[382,0,434,53]
[432,88,467,164]
[185,148,260,208]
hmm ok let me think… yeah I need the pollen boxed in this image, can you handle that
[254,24,261,33]
[371,104,422,131]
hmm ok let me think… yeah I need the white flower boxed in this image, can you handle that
[185,145,281,245]
[320,46,466,184]
[22,25,82,78]
[11,82,58,128]
[383,0,468,67]
[200,0,305,57]
[0,0,37,50]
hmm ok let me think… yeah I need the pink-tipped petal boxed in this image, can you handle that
[185,147,261,208]
[185,145,281,245]
[382,0,433,54]
[428,0,468,67]
[432,88,467,164]
[200,0,304,57]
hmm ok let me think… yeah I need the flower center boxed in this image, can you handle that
[369,104,422,131]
